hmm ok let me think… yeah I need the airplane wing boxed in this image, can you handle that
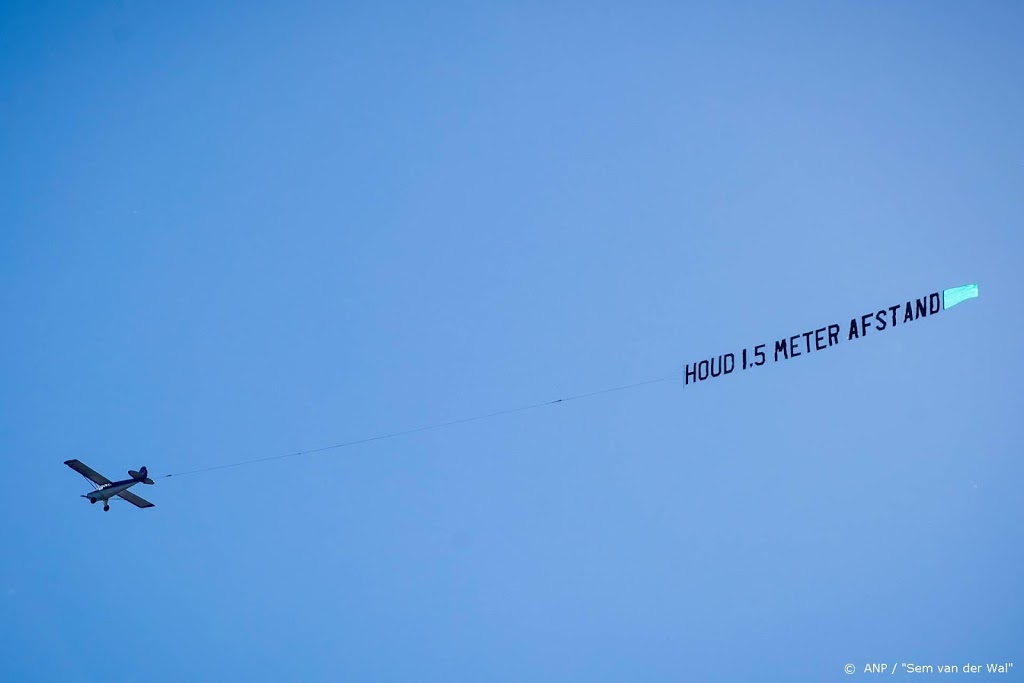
[117,490,155,509]
[64,459,111,487]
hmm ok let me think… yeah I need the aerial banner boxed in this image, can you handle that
[152,283,981,481]
[683,284,979,386]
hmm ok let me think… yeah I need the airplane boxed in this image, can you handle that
[64,459,156,511]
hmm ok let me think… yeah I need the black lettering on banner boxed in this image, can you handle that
[680,290,957,390]
[774,339,788,361]
[860,313,873,336]
[685,363,697,385]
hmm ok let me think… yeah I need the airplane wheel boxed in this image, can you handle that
[90,499,96,504]
[103,505,110,512]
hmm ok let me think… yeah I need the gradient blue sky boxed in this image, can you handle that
[2,2,1021,681]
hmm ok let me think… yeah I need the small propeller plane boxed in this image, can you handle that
[64,459,156,511]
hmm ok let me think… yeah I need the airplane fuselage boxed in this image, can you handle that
[83,478,140,503]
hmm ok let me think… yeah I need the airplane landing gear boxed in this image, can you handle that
[103,504,110,512]
[90,498,96,504]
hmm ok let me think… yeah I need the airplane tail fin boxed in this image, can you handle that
[129,466,155,485]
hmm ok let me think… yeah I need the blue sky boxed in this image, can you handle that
[1,2,1021,681]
